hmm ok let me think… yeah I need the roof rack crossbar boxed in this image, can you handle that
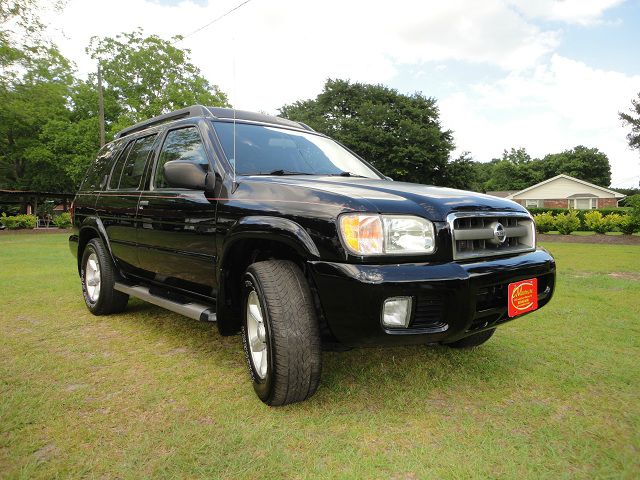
[114,105,213,139]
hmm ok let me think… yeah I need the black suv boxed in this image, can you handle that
[69,105,555,406]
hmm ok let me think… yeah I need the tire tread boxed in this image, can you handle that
[247,260,322,406]
[82,238,129,315]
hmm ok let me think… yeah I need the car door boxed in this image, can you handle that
[98,134,159,274]
[136,123,218,298]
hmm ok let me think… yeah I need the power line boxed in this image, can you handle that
[175,0,253,42]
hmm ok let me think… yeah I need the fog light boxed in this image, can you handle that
[382,296,413,328]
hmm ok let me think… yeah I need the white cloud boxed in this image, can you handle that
[440,55,640,187]
[46,0,563,109]
[42,0,638,187]
[508,0,626,25]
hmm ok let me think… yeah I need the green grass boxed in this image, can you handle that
[1,234,639,479]
[545,231,640,236]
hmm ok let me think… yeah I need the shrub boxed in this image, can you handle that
[584,211,608,234]
[52,212,72,229]
[533,212,555,233]
[623,194,640,210]
[526,207,632,231]
[619,215,640,235]
[554,210,581,235]
[527,207,631,218]
[604,213,623,232]
[0,213,37,230]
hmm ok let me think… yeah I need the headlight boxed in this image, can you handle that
[339,214,435,256]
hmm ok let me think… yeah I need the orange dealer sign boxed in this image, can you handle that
[508,278,538,317]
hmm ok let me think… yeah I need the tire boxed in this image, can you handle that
[447,328,496,348]
[80,238,129,315]
[241,260,322,406]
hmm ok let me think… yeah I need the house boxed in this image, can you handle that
[502,174,625,209]
[485,190,518,198]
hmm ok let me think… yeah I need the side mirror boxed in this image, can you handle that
[164,160,210,190]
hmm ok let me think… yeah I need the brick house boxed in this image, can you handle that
[498,174,624,209]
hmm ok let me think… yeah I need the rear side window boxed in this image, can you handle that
[108,135,157,190]
[108,141,134,190]
[154,127,208,189]
[119,135,157,189]
[81,141,122,191]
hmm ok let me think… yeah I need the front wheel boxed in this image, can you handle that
[447,328,495,348]
[241,260,322,406]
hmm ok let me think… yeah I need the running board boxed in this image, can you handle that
[114,282,217,322]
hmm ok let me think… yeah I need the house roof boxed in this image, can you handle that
[506,174,626,199]
[486,190,518,198]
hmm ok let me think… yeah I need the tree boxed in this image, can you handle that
[87,29,230,137]
[280,79,455,185]
[477,148,542,192]
[0,0,77,194]
[0,48,74,191]
[541,146,611,187]
[620,92,640,153]
[441,152,479,190]
[1,0,66,86]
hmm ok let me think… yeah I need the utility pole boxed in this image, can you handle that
[97,64,105,147]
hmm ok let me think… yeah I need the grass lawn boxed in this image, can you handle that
[546,231,640,236]
[1,233,639,479]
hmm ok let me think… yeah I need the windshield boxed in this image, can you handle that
[212,121,381,178]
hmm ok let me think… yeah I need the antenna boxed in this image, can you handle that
[232,34,237,190]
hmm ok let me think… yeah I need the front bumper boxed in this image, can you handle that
[308,248,555,347]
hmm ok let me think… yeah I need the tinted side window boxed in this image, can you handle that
[81,141,122,191]
[108,141,134,190]
[119,134,157,189]
[155,127,207,189]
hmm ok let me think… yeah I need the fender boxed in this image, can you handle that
[219,216,320,274]
[215,216,320,336]
[77,216,116,270]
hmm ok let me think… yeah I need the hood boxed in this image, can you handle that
[238,175,527,221]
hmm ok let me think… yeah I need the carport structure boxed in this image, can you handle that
[0,189,75,215]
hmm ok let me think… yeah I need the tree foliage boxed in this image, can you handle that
[619,92,640,153]
[0,45,75,191]
[87,30,229,136]
[0,4,230,195]
[280,79,455,185]
[472,145,612,192]
[541,146,611,187]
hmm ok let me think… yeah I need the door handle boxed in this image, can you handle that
[139,200,149,209]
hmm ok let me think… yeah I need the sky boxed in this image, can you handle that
[44,0,640,187]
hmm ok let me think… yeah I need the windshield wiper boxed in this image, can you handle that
[251,169,314,176]
[327,171,367,178]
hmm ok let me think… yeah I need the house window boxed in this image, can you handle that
[569,198,597,209]
[525,199,540,208]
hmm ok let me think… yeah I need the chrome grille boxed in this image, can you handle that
[448,212,535,260]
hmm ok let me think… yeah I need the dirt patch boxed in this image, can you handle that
[32,443,58,462]
[163,347,189,356]
[608,272,640,281]
[65,383,89,392]
[538,234,640,245]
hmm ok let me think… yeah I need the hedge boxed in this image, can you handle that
[52,212,72,229]
[0,213,37,230]
[527,207,631,217]
[554,211,581,235]
[527,207,633,232]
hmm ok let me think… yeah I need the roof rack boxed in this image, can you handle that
[114,105,212,139]
[114,105,314,139]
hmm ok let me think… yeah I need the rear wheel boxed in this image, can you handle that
[81,238,129,315]
[241,260,322,406]
[447,328,495,348]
